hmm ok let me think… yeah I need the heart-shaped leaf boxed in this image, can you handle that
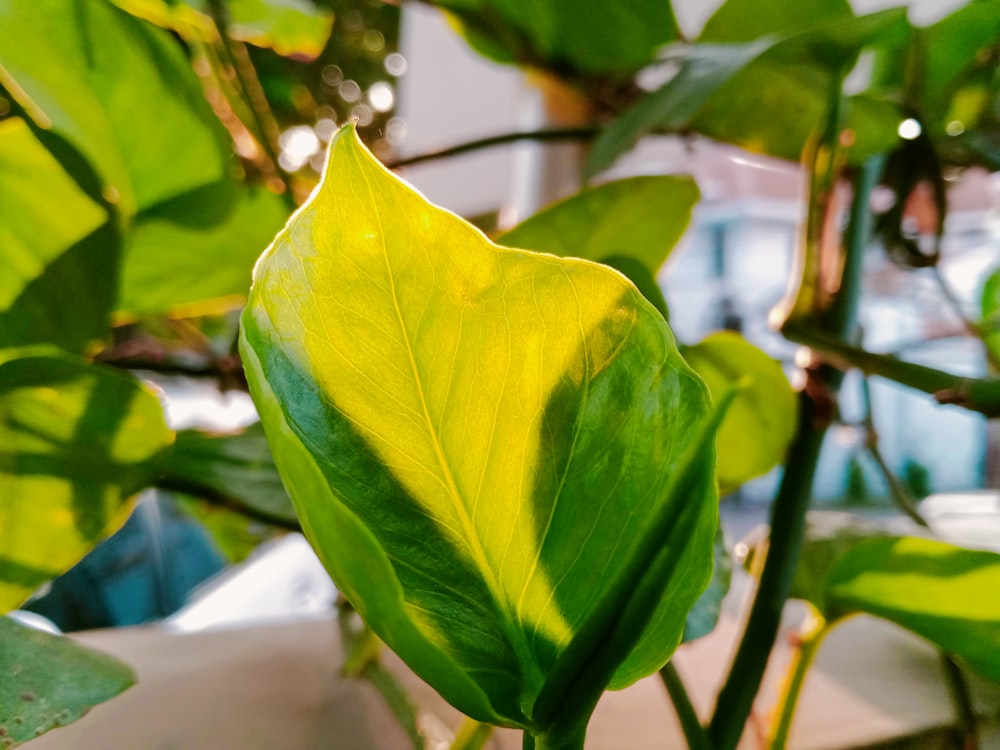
[0,616,135,746]
[241,126,721,743]
[0,351,173,612]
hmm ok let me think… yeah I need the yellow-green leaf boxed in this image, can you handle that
[826,536,1000,683]
[681,331,797,492]
[0,352,173,612]
[0,119,117,354]
[241,126,719,738]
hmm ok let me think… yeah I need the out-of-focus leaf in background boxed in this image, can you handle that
[0,119,118,354]
[0,0,235,219]
[682,331,797,492]
[0,352,173,612]
[497,175,699,320]
[113,0,335,61]
[0,616,136,747]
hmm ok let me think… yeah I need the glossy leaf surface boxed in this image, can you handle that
[0,617,135,746]
[435,0,679,74]
[118,187,290,317]
[114,0,335,60]
[0,0,233,218]
[0,352,173,612]
[497,176,698,319]
[0,119,116,353]
[681,332,797,492]
[162,422,296,528]
[826,536,1000,683]
[242,127,718,734]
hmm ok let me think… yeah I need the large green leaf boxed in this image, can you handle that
[241,126,720,741]
[434,0,679,75]
[0,351,173,612]
[114,0,335,60]
[497,176,699,320]
[0,0,234,218]
[161,421,296,527]
[586,8,909,176]
[681,332,797,492]
[0,616,135,747]
[683,524,731,643]
[0,119,117,354]
[826,536,1000,684]
[118,187,290,317]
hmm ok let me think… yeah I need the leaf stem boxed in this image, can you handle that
[782,325,1000,418]
[204,0,294,208]
[659,661,710,750]
[451,718,494,750]
[386,127,600,169]
[857,376,929,527]
[707,118,881,747]
[707,387,827,750]
[768,611,830,750]
[941,652,980,750]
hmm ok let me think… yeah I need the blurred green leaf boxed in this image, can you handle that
[0,119,118,354]
[161,421,297,527]
[0,0,234,218]
[681,332,797,492]
[586,8,909,176]
[683,525,731,643]
[118,187,290,317]
[0,351,173,612]
[114,0,334,60]
[435,0,679,74]
[0,617,135,746]
[698,0,851,43]
[826,536,1000,683]
[241,126,720,739]
[497,176,698,319]
[771,511,890,614]
[176,493,281,562]
[981,267,1000,363]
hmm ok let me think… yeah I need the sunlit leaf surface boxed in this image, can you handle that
[826,536,1000,683]
[0,617,135,747]
[0,119,116,354]
[497,176,698,320]
[681,332,797,492]
[114,0,335,60]
[241,126,719,735]
[0,0,234,218]
[0,352,173,612]
[981,267,1000,363]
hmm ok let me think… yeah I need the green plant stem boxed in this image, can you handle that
[451,718,494,750]
[204,0,294,208]
[707,387,828,750]
[387,127,600,169]
[659,661,710,750]
[708,149,883,749]
[941,652,979,750]
[768,612,831,750]
[782,325,1000,417]
[858,376,929,527]
[337,599,424,749]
